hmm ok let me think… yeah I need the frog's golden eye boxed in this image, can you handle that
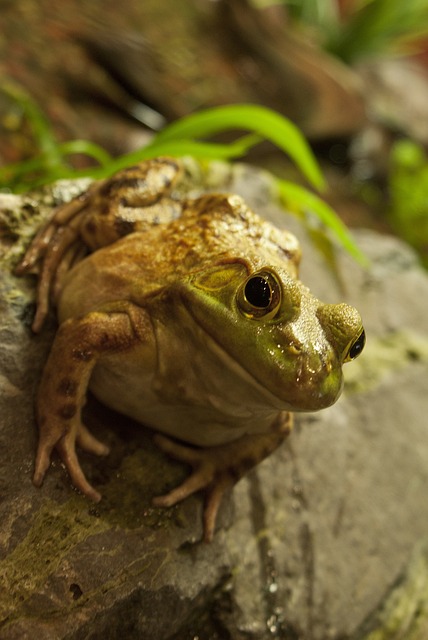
[344,328,366,362]
[238,270,281,319]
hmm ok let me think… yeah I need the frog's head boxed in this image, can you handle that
[180,260,365,412]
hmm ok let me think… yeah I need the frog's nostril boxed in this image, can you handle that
[316,302,364,360]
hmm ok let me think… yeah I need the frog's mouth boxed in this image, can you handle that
[201,328,344,414]
[179,300,343,415]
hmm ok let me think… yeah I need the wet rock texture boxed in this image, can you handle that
[1,162,428,640]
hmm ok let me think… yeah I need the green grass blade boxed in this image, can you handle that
[0,140,113,191]
[58,140,113,166]
[328,0,428,61]
[2,82,64,169]
[78,134,263,178]
[4,134,263,188]
[277,178,368,264]
[154,104,325,190]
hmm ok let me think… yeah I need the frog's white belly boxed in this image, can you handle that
[89,338,283,447]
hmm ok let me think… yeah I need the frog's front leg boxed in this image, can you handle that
[153,413,293,542]
[33,303,152,500]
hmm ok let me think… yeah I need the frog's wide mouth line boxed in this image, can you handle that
[181,295,342,413]
[181,300,293,411]
[206,331,290,408]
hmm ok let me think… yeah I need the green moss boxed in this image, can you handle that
[0,437,196,625]
[98,447,191,533]
[344,330,428,393]
[362,539,428,640]
[0,497,109,620]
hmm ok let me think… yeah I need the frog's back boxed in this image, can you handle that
[57,193,300,322]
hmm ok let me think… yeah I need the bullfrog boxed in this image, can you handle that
[16,157,365,541]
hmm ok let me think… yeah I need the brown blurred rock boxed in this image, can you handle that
[0,0,366,168]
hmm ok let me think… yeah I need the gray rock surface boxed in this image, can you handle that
[1,161,428,639]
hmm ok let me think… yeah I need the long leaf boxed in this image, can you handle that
[154,104,325,190]
[6,135,263,189]
[277,178,368,264]
[2,82,64,169]
[101,133,263,174]
[59,140,113,166]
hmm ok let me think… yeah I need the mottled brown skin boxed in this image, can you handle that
[16,157,364,541]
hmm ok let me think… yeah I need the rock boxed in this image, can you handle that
[1,160,428,639]
[359,58,428,145]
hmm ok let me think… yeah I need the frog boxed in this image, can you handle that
[16,157,365,542]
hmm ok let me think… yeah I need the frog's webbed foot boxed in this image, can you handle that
[33,420,110,503]
[153,435,236,543]
[152,415,292,542]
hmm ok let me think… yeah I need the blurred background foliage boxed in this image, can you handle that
[1,0,428,265]
[281,0,428,62]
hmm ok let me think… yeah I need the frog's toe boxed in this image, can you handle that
[33,434,101,501]
[76,423,110,457]
[33,442,54,488]
[203,480,232,543]
[57,438,102,502]
[153,434,234,542]
[153,464,232,543]
[153,470,210,508]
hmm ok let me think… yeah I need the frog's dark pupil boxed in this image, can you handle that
[349,329,366,359]
[245,276,271,308]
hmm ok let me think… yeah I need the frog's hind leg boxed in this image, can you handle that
[32,224,89,332]
[16,158,184,332]
[153,413,292,542]
[15,191,95,332]
[15,188,93,276]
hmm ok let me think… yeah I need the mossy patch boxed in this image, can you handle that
[344,330,428,393]
[96,446,193,533]
[0,496,109,623]
[0,443,195,628]
[362,539,428,640]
